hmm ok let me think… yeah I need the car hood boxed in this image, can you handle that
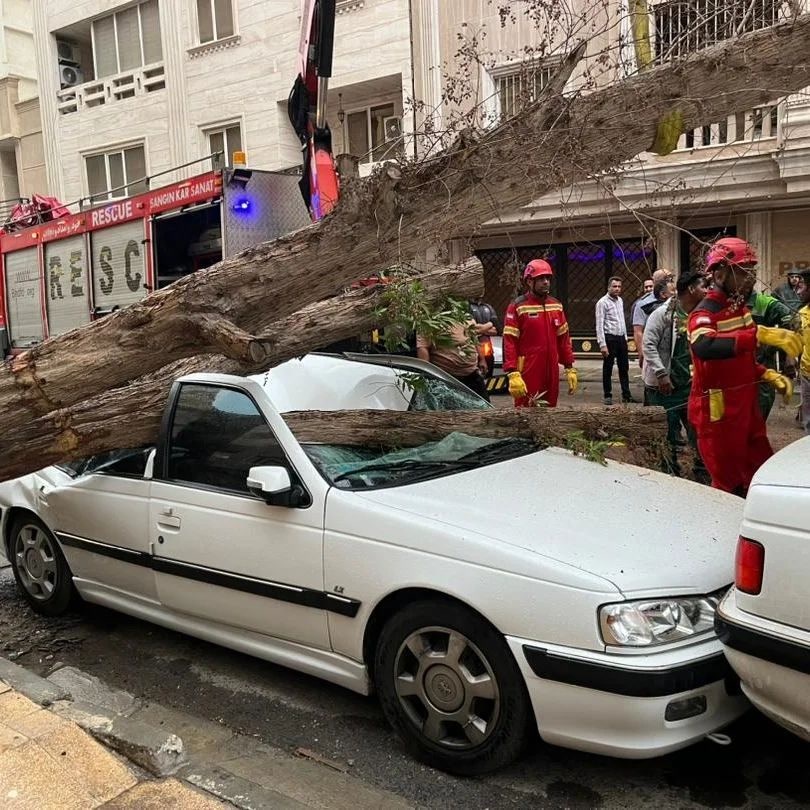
[353,448,743,596]
[750,435,810,489]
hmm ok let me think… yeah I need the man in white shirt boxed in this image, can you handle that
[595,276,637,405]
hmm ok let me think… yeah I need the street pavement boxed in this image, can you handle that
[0,678,224,808]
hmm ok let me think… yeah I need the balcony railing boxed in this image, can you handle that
[675,103,781,151]
[56,63,166,115]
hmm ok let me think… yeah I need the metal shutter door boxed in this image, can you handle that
[45,236,91,335]
[4,248,44,348]
[90,221,147,312]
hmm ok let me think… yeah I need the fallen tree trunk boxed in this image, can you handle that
[0,262,483,478]
[1,16,809,477]
[283,406,667,449]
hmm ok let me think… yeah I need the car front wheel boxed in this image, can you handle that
[374,599,533,775]
[9,514,75,616]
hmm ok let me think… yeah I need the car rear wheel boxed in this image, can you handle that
[374,599,533,775]
[8,514,75,616]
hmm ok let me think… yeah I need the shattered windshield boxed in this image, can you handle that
[304,433,537,490]
[297,363,538,489]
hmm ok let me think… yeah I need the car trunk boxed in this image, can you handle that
[739,438,810,631]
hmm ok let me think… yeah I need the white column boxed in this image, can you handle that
[654,220,680,275]
[160,0,190,179]
[32,0,63,198]
[744,211,773,291]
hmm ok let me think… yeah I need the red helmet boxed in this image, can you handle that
[705,237,758,272]
[523,259,554,280]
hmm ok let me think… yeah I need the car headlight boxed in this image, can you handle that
[600,590,725,647]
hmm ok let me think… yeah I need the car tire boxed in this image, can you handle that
[373,599,533,775]
[8,513,75,617]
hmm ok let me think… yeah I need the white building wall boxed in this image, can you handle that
[35,0,413,205]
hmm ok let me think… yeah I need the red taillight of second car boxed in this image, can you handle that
[735,537,765,595]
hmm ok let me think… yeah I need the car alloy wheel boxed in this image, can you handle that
[9,514,75,616]
[374,599,532,775]
[394,626,500,749]
[13,522,59,601]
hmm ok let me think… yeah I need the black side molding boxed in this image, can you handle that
[715,614,810,677]
[523,645,731,698]
[56,532,360,618]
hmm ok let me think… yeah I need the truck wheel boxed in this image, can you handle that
[9,514,75,617]
[374,599,533,775]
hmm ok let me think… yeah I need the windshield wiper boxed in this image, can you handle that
[457,438,538,465]
[333,458,477,484]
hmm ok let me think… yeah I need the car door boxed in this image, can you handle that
[45,448,157,602]
[148,381,329,649]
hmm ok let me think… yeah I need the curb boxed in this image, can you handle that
[0,655,186,778]
[0,656,68,706]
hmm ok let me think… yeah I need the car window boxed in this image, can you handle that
[57,447,154,479]
[168,384,287,493]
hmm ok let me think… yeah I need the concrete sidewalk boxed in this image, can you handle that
[0,680,224,809]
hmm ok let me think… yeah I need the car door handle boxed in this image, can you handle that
[157,507,181,529]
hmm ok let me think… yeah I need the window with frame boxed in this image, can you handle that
[168,384,287,493]
[86,145,147,202]
[654,0,781,63]
[92,0,163,79]
[197,0,235,44]
[493,62,555,120]
[205,123,243,170]
[346,103,402,164]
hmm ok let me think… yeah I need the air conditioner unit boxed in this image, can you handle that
[56,40,81,65]
[60,64,84,88]
[383,115,402,141]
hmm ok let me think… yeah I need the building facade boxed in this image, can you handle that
[34,0,413,206]
[410,0,810,352]
[0,0,45,206]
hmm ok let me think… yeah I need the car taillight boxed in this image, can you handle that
[735,537,764,595]
[479,339,493,356]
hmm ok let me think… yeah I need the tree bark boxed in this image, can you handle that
[0,262,483,479]
[282,406,666,450]
[1,16,809,475]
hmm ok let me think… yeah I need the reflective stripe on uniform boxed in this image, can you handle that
[716,313,754,331]
[503,325,520,338]
[556,322,569,336]
[689,327,715,343]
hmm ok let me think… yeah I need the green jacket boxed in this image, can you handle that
[747,291,795,368]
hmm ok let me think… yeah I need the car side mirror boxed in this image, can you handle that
[247,466,306,507]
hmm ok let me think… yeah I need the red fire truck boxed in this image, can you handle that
[0,167,309,354]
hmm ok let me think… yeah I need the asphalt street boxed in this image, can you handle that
[0,565,808,809]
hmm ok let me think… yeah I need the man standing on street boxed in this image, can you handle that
[503,259,577,407]
[632,268,675,367]
[643,269,707,477]
[687,237,801,495]
[774,270,803,315]
[416,318,491,402]
[595,277,636,405]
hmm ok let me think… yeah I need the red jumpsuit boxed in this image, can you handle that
[503,293,575,407]
[687,289,773,494]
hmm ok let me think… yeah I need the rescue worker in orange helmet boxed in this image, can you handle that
[503,259,577,407]
[687,236,802,495]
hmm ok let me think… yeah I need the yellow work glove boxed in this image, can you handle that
[566,367,578,395]
[757,326,803,360]
[507,371,528,400]
[762,368,794,404]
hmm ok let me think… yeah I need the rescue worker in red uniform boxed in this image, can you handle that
[503,259,578,407]
[687,237,802,495]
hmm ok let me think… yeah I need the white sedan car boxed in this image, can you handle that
[1,353,747,774]
[716,436,810,741]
